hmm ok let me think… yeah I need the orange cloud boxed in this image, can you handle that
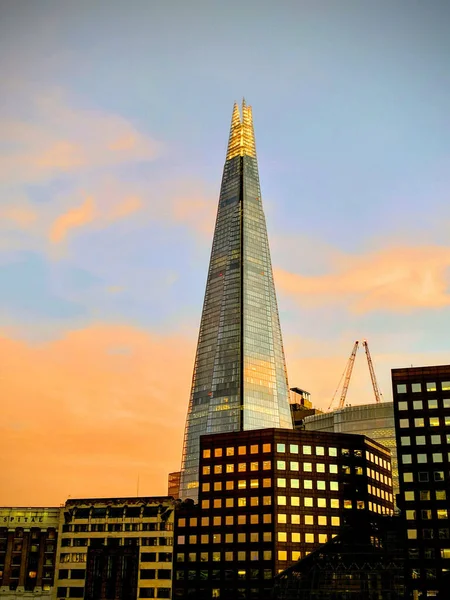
[275,245,450,313]
[0,324,195,506]
[50,196,96,243]
[0,90,160,183]
[111,196,143,219]
[0,204,38,227]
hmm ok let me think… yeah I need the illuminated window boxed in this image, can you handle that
[416,436,426,445]
[238,463,246,472]
[305,534,314,543]
[237,515,246,525]
[304,515,313,525]
[278,532,287,542]
[330,499,339,509]
[201,517,209,526]
[405,491,415,501]
[415,418,425,427]
[431,435,441,444]
[436,490,447,500]
[428,399,438,409]
[403,473,413,483]
[277,460,286,470]
[225,533,233,543]
[238,533,246,543]
[237,498,246,507]
[317,498,326,508]
[225,551,233,561]
[397,384,407,394]
[291,497,300,507]
[291,514,300,524]
[225,516,233,525]
[317,481,326,490]
[226,447,234,456]
[250,461,258,471]
[263,496,272,506]
[304,480,313,489]
[214,465,222,474]
[238,446,246,455]
[250,497,259,506]
[344,500,352,509]
[329,447,337,457]
[289,444,299,454]
[291,478,300,489]
[401,436,411,446]
[278,514,287,523]
[329,464,338,474]
[213,516,221,526]
[226,464,234,473]
[290,461,299,471]
[278,551,287,561]
[277,496,287,506]
[189,535,197,544]
[318,516,327,526]
[214,448,222,457]
[238,480,247,489]
[250,515,259,524]
[263,514,272,524]
[330,482,339,491]
[399,419,409,428]
[250,479,258,488]
[203,449,211,458]
[262,443,271,453]
[263,478,271,487]
[277,443,286,453]
[304,463,312,472]
[316,463,325,473]
[203,466,210,475]
[413,400,423,410]
[226,481,234,490]
[316,446,324,456]
[201,500,209,509]
[433,453,443,462]
[417,454,427,463]
[237,551,245,561]
[430,417,440,427]
[277,478,286,488]
[303,445,312,455]
[213,499,221,509]
[438,509,448,519]
[291,532,300,543]
[250,445,258,454]
[263,461,271,470]
[402,455,412,464]
[225,498,233,508]
[331,516,340,526]
[319,534,328,544]
[263,550,272,560]
[412,383,421,393]
[304,497,313,507]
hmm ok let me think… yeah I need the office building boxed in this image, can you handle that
[0,506,59,599]
[288,388,321,427]
[173,428,394,599]
[304,402,399,501]
[392,365,450,599]
[53,497,175,600]
[180,101,293,500]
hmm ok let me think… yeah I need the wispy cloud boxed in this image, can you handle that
[0,89,160,183]
[275,245,450,313]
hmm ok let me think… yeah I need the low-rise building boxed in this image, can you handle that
[0,507,60,600]
[53,497,175,600]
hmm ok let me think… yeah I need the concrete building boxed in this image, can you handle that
[173,428,394,600]
[0,506,59,600]
[393,365,450,600]
[53,497,175,600]
[304,402,399,501]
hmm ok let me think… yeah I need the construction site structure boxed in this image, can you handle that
[328,340,383,412]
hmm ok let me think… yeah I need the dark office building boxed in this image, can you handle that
[0,507,59,597]
[392,365,450,599]
[84,543,139,600]
[173,428,394,600]
[273,515,405,600]
[180,100,293,501]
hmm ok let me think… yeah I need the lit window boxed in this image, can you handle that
[316,446,324,456]
[226,481,234,490]
[214,448,222,457]
[291,532,300,543]
[431,435,441,444]
[401,436,411,446]
[226,447,234,456]
[399,419,409,428]
[430,417,440,427]
[435,472,444,481]
[344,500,352,509]
[330,482,339,491]
[397,384,407,394]
[263,461,271,470]
[203,466,210,475]
[250,462,259,471]
[304,497,313,507]
[250,479,258,488]
[262,443,271,453]
[263,532,271,542]
[316,463,325,473]
[291,514,300,524]
[291,497,300,507]
[250,445,258,454]
[277,460,286,470]
[436,490,447,500]
[303,445,312,455]
[438,509,448,519]
[317,498,326,508]
[278,532,287,542]
[304,463,312,472]
[417,454,427,463]
[263,496,272,506]
[277,496,287,506]
[250,497,259,506]
[263,550,272,560]
[290,444,299,454]
[442,381,450,391]
[238,533,246,543]
[225,498,233,508]
[403,473,413,482]
[263,478,271,487]
[238,446,246,455]
[276,443,285,453]
[305,533,314,543]
[329,464,338,474]
[225,551,233,561]
[445,399,450,408]
[250,515,259,524]
[304,515,313,525]
[413,400,423,410]
[237,551,245,561]
[238,463,246,472]
[213,499,222,509]
[318,534,328,544]
[238,515,246,525]
[214,465,222,474]
[433,453,443,462]
[357,500,365,510]
[250,551,259,561]
[263,514,272,524]
[291,478,300,489]
[290,461,299,471]
[237,498,246,507]
[213,516,221,526]
[277,478,286,488]
[278,551,287,561]
[414,418,424,427]
[318,516,327,526]
[412,383,421,393]
[277,514,287,523]
[331,516,340,526]
[212,533,221,544]
[428,399,438,409]
[201,517,209,526]
[402,455,412,464]
[317,481,326,490]
[329,447,337,457]
[201,500,210,509]
[203,449,211,458]
[330,499,339,508]
[405,491,415,501]
[416,436,426,445]
[226,464,234,473]
[238,480,246,489]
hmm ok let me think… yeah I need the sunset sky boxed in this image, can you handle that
[1,0,450,506]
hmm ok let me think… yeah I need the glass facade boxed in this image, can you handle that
[180,101,292,500]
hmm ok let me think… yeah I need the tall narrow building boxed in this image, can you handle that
[180,100,293,499]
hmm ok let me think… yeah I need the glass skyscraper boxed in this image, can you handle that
[180,100,293,499]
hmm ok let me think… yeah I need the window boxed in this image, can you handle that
[226,464,234,474]
[415,418,424,427]
[225,516,233,526]
[237,498,246,507]
[202,483,210,492]
[214,448,222,457]
[238,515,246,525]
[290,444,299,454]
[403,472,413,482]
[291,496,300,507]
[429,399,438,409]
[214,465,222,474]
[277,496,286,506]
[318,516,327,526]
[417,454,427,464]
[317,498,326,508]
[413,400,423,410]
[317,481,326,490]
[329,464,338,474]
[421,509,432,520]
[436,490,447,500]
[438,509,448,519]
[304,462,312,472]
[418,472,429,482]
[238,463,246,472]
[213,516,221,526]
[290,461,299,471]
[202,466,210,475]
[263,478,271,487]
[276,443,285,453]
[238,446,246,455]
[416,435,426,445]
[330,499,339,508]
[329,447,337,457]
[238,480,247,489]
[439,529,450,539]
[433,453,443,462]
[226,446,234,456]
[291,532,300,543]
[250,445,258,454]
[444,399,450,408]
[397,384,407,394]
[225,551,233,561]
[431,434,441,444]
[435,472,444,481]
[278,532,287,542]
[316,446,324,456]
[442,381,450,391]
[263,461,271,470]
[214,482,222,491]
[263,550,272,560]
[263,514,272,524]
[262,443,271,453]
[407,530,417,540]
[203,449,211,458]
[250,497,259,506]
[250,515,259,525]
[305,533,314,543]
[401,436,411,446]
[430,417,440,427]
[213,499,222,509]
[277,460,286,470]
[399,419,409,428]
[304,497,313,507]
[291,514,300,524]
[277,478,286,488]
[278,550,287,561]
[291,478,300,489]
[331,516,340,526]
[402,455,412,464]
[316,463,325,473]
[330,481,339,491]
[278,514,287,523]
[412,383,421,392]
[303,445,311,455]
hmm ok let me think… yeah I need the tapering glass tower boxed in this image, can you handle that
[180,100,293,499]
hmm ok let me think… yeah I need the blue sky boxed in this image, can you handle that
[1,0,450,504]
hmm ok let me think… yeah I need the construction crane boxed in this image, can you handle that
[328,339,383,411]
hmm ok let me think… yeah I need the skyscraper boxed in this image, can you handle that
[179,100,293,500]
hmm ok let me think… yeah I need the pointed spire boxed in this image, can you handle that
[226,99,257,161]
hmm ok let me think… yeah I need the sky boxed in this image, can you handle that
[1,0,450,506]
